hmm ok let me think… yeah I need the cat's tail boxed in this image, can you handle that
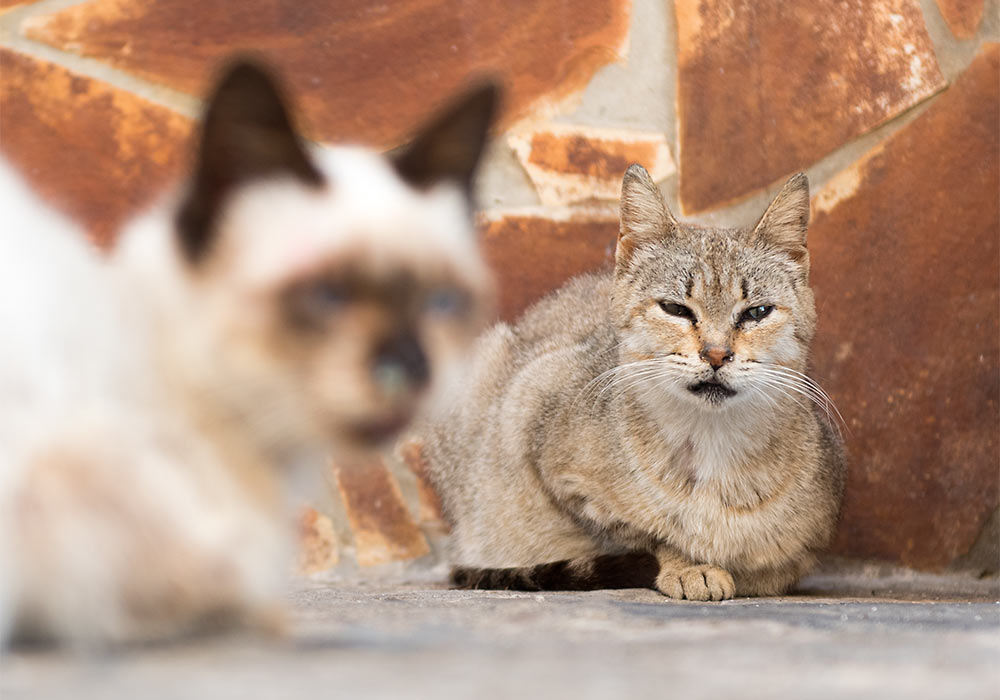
[450,552,659,591]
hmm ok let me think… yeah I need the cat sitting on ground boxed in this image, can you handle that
[0,60,496,645]
[422,164,845,600]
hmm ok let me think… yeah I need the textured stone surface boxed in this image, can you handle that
[398,439,448,528]
[298,507,339,575]
[333,456,429,567]
[24,0,631,147]
[675,0,946,213]
[508,124,675,206]
[4,584,998,700]
[936,0,985,38]
[809,45,1000,570]
[0,49,192,246]
[479,210,619,321]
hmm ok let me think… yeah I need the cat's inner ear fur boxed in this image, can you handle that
[390,82,499,196]
[616,163,678,268]
[749,172,810,262]
[176,59,323,264]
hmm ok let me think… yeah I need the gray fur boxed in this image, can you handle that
[423,166,846,600]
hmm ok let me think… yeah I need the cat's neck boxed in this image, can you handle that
[620,378,799,482]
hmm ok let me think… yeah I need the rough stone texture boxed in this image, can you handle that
[675,0,946,213]
[333,456,429,567]
[809,45,1000,570]
[936,0,985,38]
[398,439,448,528]
[508,124,675,206]
[23,0,631,147]
[0,49,192,247]
[3,582,998,700]
[298,507,339,575]
[479,210,619,321]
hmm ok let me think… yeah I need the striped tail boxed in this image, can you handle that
[450,552,659,592]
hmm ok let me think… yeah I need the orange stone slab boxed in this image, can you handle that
[24,0,631,148]
[675,0,946,214]
[809,45,999,570]
[298,507,339,575]
[479,210,619,322]
[936,0,985,38]
[0,49,192,247]
[333,455,429,567]
[398,439,448,528]
[509,124,675,206]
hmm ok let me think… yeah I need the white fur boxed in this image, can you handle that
[0,161,289,645]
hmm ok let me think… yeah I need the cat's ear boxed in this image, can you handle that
[176,59,323,263]
[749,173,810,263]
[390,81,499,194]
[616,164,678,268]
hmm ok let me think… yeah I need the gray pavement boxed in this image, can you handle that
[3,575,999,700]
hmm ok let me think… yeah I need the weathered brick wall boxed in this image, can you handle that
[1,0,996,574]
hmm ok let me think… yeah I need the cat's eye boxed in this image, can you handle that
[284,279,350,327]
[425,288,468,317]
[658,301,694,321]
[740,305,774,323]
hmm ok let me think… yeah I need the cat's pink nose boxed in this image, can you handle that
[701,345,733,369]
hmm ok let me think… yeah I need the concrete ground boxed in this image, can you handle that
[2,570,998,700]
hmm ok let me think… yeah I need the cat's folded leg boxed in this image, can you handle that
[731,555,815,597]
[653,546,735,601]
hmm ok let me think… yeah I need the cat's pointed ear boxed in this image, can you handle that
[390,81,499,194]
[750,173,810,263]
[176,59,323,263]
[616,164,678,268]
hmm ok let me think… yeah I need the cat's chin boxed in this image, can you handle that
[340,412,414,447]
[687,379,737,405]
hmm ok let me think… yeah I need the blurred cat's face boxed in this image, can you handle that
[168,62,496,451]
[612,166,816,412]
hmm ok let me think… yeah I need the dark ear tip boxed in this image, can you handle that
[456,78,502,124]
[785,171,809,193]
[208,56,280,96]
[623,163,656,190]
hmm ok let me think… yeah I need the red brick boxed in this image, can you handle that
[479,210,619,322]
[936,0,985,38]
[809,45,999,570]
[675,0,945,214]
[24,0,632,148]
[298,506,339,575]
[0,49,192,247]
[509,125,675,206]
[333,455,429,567]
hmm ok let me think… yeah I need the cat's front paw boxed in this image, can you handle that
[656,565,735,601]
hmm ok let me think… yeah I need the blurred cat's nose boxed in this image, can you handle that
[701,345,733,370]
[374,332,429,394]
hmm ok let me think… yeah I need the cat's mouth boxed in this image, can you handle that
[688,379,737,403]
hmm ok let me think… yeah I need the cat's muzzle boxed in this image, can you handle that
[688,379,737,403]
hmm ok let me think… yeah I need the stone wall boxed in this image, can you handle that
[1,0,996,574]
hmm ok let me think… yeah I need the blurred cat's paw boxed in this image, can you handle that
[656,565,735,601]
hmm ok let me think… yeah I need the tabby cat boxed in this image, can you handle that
[423,164,845,600]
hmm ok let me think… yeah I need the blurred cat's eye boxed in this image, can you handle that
[285,279,350,327]
[740,305,773,323]
[658,301,694,320]
[425,288,468,317]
